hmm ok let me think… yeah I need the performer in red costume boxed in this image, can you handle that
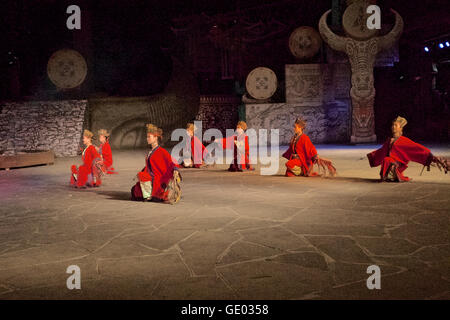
[182,122,208,168]
[70,129,104,188]
[97,129,117,174]
[283,118,336,177]
[216,121,253,172]
[131,124,182,204]
[367,116,449,182]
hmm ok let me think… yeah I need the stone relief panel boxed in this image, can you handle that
[286,64,325,105]
[246,102,349,144]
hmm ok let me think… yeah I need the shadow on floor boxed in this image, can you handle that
[331,176,380,183]
[95,190,132,201]
[255,173,380,182]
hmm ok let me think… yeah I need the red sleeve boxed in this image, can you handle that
[367,140,389,167]
[192,136,207,164]
[83,145,100,169]
[282,141,293,159]
[150,148,175,197]
[245,135,250,165]
[200,136,208,155]
[102,142,113,167]
[299,135,317,162]
[306,135,318,160]
[390,136,433,166]
[221,136,235,150]
[83,149,92,168]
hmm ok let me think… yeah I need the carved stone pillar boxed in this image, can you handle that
[319,2,403,143]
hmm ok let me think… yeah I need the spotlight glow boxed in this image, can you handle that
[424,46,429,52]
[439,43,444,48]
[446,42,450,47]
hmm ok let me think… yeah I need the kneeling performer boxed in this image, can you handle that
[283,117,336,177]
[367,116,448,182]
[131,124,182,204]
[97,129,117,174]
[182,122,208,168]
[70,129,104,188]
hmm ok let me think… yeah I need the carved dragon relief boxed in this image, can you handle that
[319,9,403,143]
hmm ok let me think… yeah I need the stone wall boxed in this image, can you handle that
[246,101,350,144]
[0,100,87,157]
[196,95,241,134]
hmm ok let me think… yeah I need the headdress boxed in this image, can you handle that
[98,129,110,137]
[186,122,197,131]
[237,121,247,131]
[393,116,407,128]
[146,124,163,137]
[83,129,94,139]
[294,117,307,129]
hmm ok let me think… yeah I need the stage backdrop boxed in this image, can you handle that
[246,63,352,144]
[86,59,200,149]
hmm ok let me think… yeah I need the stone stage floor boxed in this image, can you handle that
[0,145,449,300]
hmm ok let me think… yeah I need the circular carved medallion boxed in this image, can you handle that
[289,26,322,59]
[342,2,378,40]
[47,49,87,89]
[245,67,277,100]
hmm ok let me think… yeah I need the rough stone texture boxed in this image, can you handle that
[246,102,350,144]
[286,64,329,105]
[0,145,449,299]
[0,100,87,157]
[196,95,240,135]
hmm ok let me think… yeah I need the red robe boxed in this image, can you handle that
[132,146,176,200]
[221,133,253,171]
[190,135,208,168]
[99,141,117,174]
[367,135,433,181]
[282,133,318,177]
[70,145,102,187]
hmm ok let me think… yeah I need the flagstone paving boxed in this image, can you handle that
[0,145,449,299]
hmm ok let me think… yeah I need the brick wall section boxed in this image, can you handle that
[0,100,87,157]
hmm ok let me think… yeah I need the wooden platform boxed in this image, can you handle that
[0,150,55,170]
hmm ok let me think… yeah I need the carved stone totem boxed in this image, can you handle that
[319,4,403,143]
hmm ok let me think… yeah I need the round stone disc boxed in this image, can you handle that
[245,67,278,100]
[342,2,378,40]
[47,49,88,89]
[288,26,322,59]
